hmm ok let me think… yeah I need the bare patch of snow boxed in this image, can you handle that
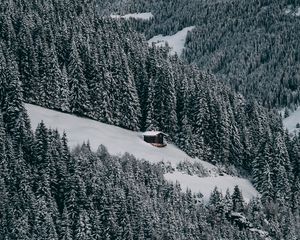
[148,26,195,56]
[110,12,153,20]
[164,171,259,203]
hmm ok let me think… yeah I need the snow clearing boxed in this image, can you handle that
[25,103,259,202]
[148,26,195,56]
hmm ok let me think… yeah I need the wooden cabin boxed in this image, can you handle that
[143,131,167,147]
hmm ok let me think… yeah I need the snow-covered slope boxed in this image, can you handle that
[110,12,153,20]
[283,107,300,133]
[148,26,195,56]
[25,103,259,202]
[26,104,200,166]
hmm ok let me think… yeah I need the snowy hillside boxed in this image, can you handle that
[26,104,201,166]
[25,103,259,202]
[110,12,153,20]
[148,26,195,56]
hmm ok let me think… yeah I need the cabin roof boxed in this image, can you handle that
[143,131,168,136]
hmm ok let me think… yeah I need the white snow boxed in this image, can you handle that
[284,6,300,17]
[110,12,153,20]
[148,26,195,56]
[282,106,300,133]
[164,171,259,203]
[25,103,259,203]
[284,7,292,14]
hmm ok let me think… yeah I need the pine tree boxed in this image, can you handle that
[2,49,26,141]
[60,207,72,240]
[35,121,49,166]
[74,210,92,240]
[68,38,90,115]
[32,197,58,240]
[17,18,39,102]
[145,77,159,131]
[43,43,62,109]
[60,65,70,112]
[232,185,244,212]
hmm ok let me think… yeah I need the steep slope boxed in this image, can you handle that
[26,103,199,166]
[102,0,300,110]
[26,103,259,202]
[2,0,292,175]
[1,0,296,206]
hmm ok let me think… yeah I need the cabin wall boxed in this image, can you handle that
[144,136,156,143]
[144,134,164,144]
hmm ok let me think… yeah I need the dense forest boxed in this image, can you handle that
[101,0,300,110]
[0,0,300,239]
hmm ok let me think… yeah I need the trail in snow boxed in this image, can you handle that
[25,103,259,202]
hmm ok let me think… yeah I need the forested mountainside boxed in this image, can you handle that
[102,0,300,110]
[1,0,300,239]
[0,0,294,173]
[1,108,297,239]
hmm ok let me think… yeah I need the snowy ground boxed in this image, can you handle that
[26,104,202,166]
[148,26,195,56]
[25,103,259,202]
[110,12,153,20]
[282,106,300,133]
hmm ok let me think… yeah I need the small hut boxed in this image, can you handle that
[143,131,167,147]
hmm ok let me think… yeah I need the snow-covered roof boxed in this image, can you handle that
[143,131,167,136]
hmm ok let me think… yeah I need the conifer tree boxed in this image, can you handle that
[232,186,244,212]
[60,65,71,112]
[68,38,90,115]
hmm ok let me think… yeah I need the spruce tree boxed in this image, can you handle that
[68,38,90,115]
